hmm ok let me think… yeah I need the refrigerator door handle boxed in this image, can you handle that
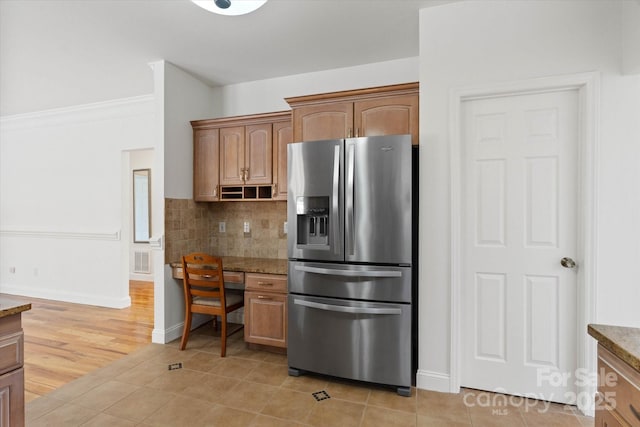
[294,265,402,278]
[294,298,402,315]
[346,142,355,256]
[332,145,340,255]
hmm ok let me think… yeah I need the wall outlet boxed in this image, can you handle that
[283,221,288,234]
[219,222,226,233]
[243,221,250,233]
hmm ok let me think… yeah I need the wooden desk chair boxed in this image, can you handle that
[179,253,244,357]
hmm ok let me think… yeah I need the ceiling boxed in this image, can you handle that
[0,0,452,116]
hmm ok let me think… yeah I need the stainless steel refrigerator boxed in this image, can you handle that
[287,134,415,396]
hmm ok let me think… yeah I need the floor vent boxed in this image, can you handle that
[134,250,151,273]
[312,391,330,401]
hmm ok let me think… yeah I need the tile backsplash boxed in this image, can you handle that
[165,198,287,264]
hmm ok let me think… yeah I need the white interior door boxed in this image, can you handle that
[461,89,579,404]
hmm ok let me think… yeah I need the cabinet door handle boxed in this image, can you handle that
[257,295,272,300]
[257,282,273,286]
[272,183,277,195]
[347,128,352,138]
[245,168,250,181]
[213,186,218,198]
[355,127,359,138]
[630,404,640,422]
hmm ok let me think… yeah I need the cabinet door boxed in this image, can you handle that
[292,102,353,142]
[354,94,419,145]
[219,126,245,186]
[272,120,292,200]
[595,408,628,427]
[0,368,24,427]
[245,124,272,185]
[193,129,220,201]
[244,291,287,348]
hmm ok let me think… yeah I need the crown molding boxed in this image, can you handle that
[0,95,154,132]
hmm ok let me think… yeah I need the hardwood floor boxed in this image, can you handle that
[1,280,154,403]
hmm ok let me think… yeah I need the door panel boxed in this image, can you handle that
[193,129,219,201]
[219,126,245,185]
[245,124,272,185]
[272,120,292,200]
[287,139,344,262]
[354,94,419,144]
[293,102,353,142]
[288,294,411,387]
[461,90,578,403]
[347,136,412,264]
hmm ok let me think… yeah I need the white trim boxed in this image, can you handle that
[449,72,599,415]
[416,369,451,393]
[0,228,120,241]
[0,95,154,132]
[151,316,211,345]
[0,285,131,309]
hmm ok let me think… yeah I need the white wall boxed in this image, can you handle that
[219,57,419,117]
[418,0,640,392]
[622,0,640,74]
[149,61,220,344]
[0,95,155,307]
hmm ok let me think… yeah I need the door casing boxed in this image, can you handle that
[449,72,599,416]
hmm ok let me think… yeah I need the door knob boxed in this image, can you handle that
[560,257,576,268]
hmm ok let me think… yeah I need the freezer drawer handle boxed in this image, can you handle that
[294,265,402,278]
[294,298,401,315]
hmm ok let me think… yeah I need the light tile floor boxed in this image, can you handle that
[26,323,595,426]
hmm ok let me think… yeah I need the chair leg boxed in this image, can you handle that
[180,310,192,351]
[220,315,227,357]
[213,315,218,330]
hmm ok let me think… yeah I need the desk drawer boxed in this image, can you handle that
[223,271,244,284]
[598,345,640,426]
[245,273,287,293]
[0,331,23,375]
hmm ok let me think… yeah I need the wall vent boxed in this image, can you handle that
[134,250,151,274]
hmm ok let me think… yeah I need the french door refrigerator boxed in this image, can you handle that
[287,134,414,396]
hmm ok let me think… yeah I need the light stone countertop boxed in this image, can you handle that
[588,323,640,372]
[170,256,287,278]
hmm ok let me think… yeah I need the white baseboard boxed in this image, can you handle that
[129,273,153,282]
[152,323,183,344]
[151,315,212,345]
[416,369,453,393]
[0,284,131,309]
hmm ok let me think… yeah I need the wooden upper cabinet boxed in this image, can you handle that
[220,124,272,186]
[193,129,220,201]
[245,124,272,185]
[191,111,290,201]
[355,94,418,143]
[219,126,245,186]
[292,102,353,143]
[272,119,292,201]
[286,82,419,145]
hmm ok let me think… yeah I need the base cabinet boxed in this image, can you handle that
[597,407,629,427]
[0,368,24,427]
[595,344,640,427]
[244,273,287,348]
[0,308,28,427]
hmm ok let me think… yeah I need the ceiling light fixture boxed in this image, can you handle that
[191,0,268,16]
